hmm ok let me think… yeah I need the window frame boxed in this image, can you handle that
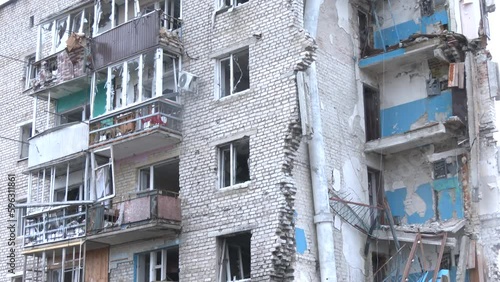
[19,121,33,160]
[218,138,250,189]
[135,246,179,282]
[137,159,179,192]
[218,232,251,282]
[216,48,249,99]
[24,54,37,90]
[216,0,248,11]
[16,199,27,237]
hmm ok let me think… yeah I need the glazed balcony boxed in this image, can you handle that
[89,96,181,159]
[28,122,89,169]
[92,9,182,70]
[86,190,181,245]
[23,205,86,248]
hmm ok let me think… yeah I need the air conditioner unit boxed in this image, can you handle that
[178,71,198,93]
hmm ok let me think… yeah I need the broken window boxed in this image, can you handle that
[219,138,250,188]
[142,51,156,100]
[16,199,26,236]
[136,247,179,282]
[58,105,90,125]
[19,122,32,159]
[111,63,124,110]
[54,185,82,202]
[126,58,140,105]
[24,54,37,89]
[218,232,251,282]
[162,52,178,100]
[363,85,380,142]
[54,16,70,52]
[218,48,249,98]
[138,160,180,193]
[217,0,248,10]
[96,0,113,34]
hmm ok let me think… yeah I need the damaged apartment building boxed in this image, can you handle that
[0,0,499,281]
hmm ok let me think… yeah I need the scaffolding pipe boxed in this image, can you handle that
[303,0,337,281]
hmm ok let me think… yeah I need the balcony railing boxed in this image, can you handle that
[28,122,89,169]
[86,190,181,244]
[92,9,183,70]
[89,96,182,147]
[23,205,87,247]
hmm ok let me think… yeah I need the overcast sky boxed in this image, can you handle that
[490,9,499,62]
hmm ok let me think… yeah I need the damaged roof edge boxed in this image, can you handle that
[37,0,93,25]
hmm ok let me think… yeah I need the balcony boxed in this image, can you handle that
[26,39,89,99]
[28,122,89,169]
[92,9,182,70]
[23,205,86,248]
[89,96,182,159]
[86,190,181,245]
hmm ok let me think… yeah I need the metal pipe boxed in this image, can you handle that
[16,201,94,208]
[303,0,337,281]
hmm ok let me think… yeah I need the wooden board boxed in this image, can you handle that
[85,247,109,282]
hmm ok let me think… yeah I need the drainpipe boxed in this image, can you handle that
[303,0,338,281]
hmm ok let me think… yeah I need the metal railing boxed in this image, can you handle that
[87,189,181,235]
[23,205,87,247]
[89,96,182,146]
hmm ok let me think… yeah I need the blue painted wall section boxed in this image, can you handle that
[380,90,453,137]
[406,183,434,224]
[385,188,407,218]
[295,228,307,254]
[374,10,449,49]
[434,177,464,220]
[56,88,89,113]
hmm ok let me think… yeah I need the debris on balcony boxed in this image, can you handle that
[159,27,183,51]
[30,34,90,93]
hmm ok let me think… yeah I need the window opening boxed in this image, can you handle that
[25,54,37,89]
[372,253,388,282]
[219,138,250,188]
[16,200,26,236]
[138,160,179,193]
[136,247,179,282]
[219,49,249,98]
[218,0,248,10]
[363,85,380,142]
[358,10,370,58]
[20,123,32,159]
[368,168,384,225]
[96,0,113,34]
[54,16,69,52]
[58,105,90,125]
[218,232,251,282]
[111,64,124,110]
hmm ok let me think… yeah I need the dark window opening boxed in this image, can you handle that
[363,85,380,142]
[368,169,384,226]
[358,10,370,58]
[20,123,32,159]
[139,160,180,193]
[219,232,251,282]
[29,16,34,28]
[420,0,434,17]
[372,253,388,282]
[59,105,90,125]
[219,138,250,188]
